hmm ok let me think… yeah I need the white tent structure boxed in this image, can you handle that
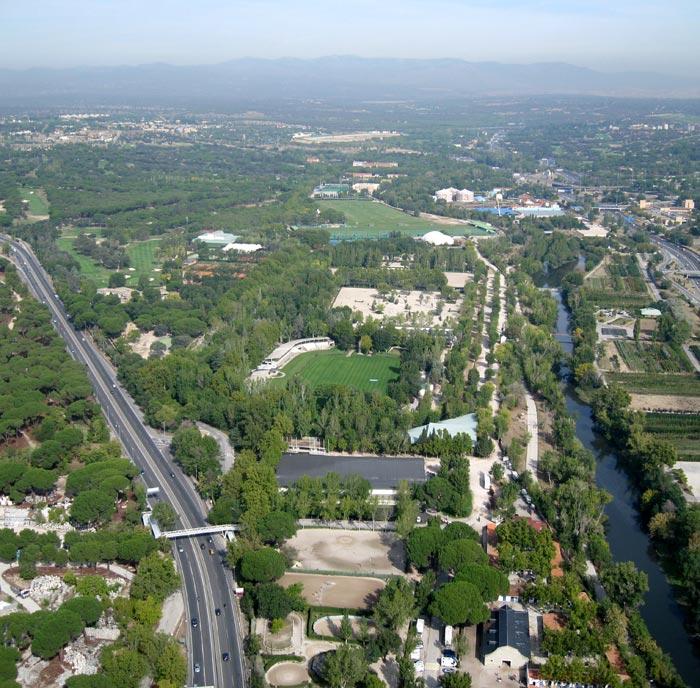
[419,230,455,246]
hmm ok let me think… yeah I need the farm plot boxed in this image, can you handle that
[279,572,385,610]
[582,254,650,308]
[643,413,700,461]
[322,200,491,239]
[614,341,694,373]
[273,349,399,394]
[607,373,700,397]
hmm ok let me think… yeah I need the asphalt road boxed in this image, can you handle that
[3,236,246,688]
[653,238,700,307]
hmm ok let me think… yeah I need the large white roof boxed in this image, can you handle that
[420,230,455,246]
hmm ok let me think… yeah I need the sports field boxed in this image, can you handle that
[322,200,493,239]
[274,349,399,393]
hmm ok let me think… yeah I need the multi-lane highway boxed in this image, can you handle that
[652,237,700,307]
[2,235,246,688]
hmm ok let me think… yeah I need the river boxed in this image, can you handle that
[547,286,700,684]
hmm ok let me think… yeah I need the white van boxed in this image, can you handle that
[443,625,453,647]
[416,618,425,635]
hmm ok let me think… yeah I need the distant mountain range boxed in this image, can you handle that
[0,56,697,107]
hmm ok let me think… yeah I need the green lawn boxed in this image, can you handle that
[56,237,111,287]
[56,236,161,289]
[273,349,400,393]
[20,188,49,217]
[321,200,494,239]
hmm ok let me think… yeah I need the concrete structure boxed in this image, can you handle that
[194,230,239,246]
[640,307,662,317]
[96,287,135,303]
[683,199,695,210]
[482,606,531,669]
[222,242,263,253]
[250,337,335,380]
[435,187,459,202]
[419,230,455,246]
[408,413,477,444]
[512,203,563,217]
[276,452,426,490]
[352,182,381,195]
[455,188,475,203]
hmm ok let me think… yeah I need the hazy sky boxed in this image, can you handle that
[2,0,698,75]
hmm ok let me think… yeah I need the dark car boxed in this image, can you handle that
[207,536,213,544]
[215,608,221,616]
[191,618,198,628]
[222,652,230,662]
[170,471,176,478]
[200,543,205,550]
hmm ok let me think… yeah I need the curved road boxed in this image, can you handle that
[3,235,246,688]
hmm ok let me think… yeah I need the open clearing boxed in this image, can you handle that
[629,394,700,413]
[280,572,385,609]
[284,528,404,575]
[273,349,399,394]
[333,286,461,328]
[20,187,49,218]
[312,615,376,638]
[56,236,161,288]
[266,661,310,687]
[322,200,492,238]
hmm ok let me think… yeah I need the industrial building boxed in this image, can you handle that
[482,606,531,669]
[312,183,350,199]
[435,188,475,203]
[408,413,478,444]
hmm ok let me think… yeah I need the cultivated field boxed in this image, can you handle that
[274,349,399,394]
[607,373,700,397]
[279,572,385,609]
[333,286,461,328]
[322,200,491,238]
[614,341,693,373]
[644,413,700,461]
[583,254,650,308]
[284,528,405,575]
[629,394,700,413]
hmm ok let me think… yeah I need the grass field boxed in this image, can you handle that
[19,188,49,217]
[607,372,700,396]
[644,412,700,461]
[321,200,494,239]
[615,341,693,373]
[273,349,399,393]
[56,236,161,288]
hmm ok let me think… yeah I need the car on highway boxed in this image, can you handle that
[191,618,198,628]
[194,663,200,673]
[215,608,221,616]
[170,471,176,478]
[222,652,230,662]
[200,543,205,550]
[178,546,184,553]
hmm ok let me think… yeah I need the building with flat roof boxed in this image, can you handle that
[277,453,426,490]
[313,183,350,199]
[222,242,263,253]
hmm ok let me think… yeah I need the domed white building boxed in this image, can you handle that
[419,230,455,246]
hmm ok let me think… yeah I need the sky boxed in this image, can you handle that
[1,0,698,76]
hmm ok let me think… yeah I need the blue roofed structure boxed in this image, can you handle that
[407,413,477,444]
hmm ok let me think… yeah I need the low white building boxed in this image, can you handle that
[435,187,459,202]
[195,230,239,246]
[454,188,475,202]
[222,242,263,253]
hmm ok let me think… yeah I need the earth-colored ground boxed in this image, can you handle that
[629,394,700,412]
[265,661,310,687]
[312,615,376,638]
[333,286,461,328]
[677,462,700,504]
[284,529,404,575]
[279,572,385,609]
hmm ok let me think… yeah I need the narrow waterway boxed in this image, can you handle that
[548,288,700,684]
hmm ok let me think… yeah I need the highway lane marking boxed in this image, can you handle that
[9,241,227,685]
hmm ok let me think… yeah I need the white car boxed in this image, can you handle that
[441,656,458,668]
[413,660,425,673]
[410,647,422,661]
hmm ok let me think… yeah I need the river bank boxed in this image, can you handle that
[549,287,700,684]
